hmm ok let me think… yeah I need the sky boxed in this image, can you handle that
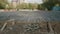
[8,0,43,4]
[25,0,43,4]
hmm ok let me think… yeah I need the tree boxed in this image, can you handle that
[42,0,60,10]
[0,0,8,9]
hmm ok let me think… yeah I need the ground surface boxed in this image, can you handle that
[0,11,60,34]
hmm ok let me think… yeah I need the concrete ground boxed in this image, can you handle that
[0,11,60,34]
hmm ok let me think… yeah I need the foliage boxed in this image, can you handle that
[38,0,60,10]
[17,3,38,9]
[0,0,8,9]
[0,3,5,9]
[37,4,48,10]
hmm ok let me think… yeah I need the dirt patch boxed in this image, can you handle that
[0,21,60,34]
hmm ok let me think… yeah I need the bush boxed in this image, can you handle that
[0,3,5,9]
[41,0,60,10]
[37,4,45,10]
